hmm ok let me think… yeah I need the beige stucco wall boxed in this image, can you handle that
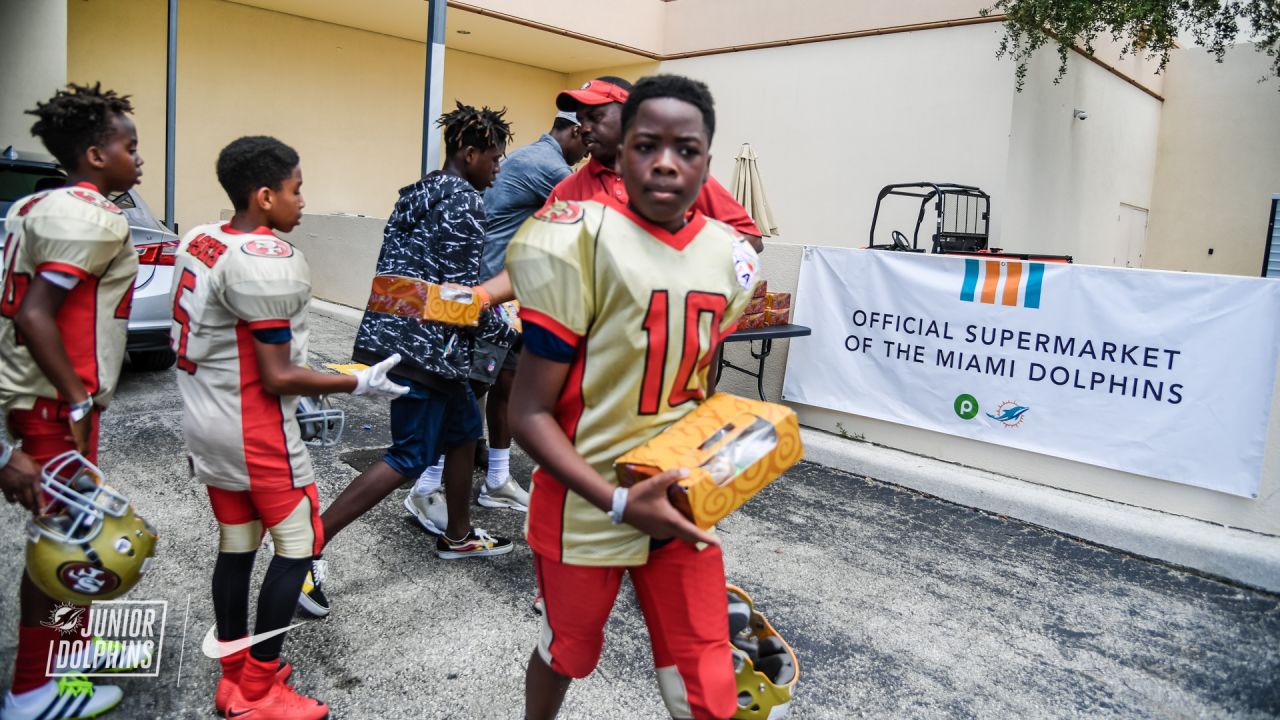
[68,0,570,232]
[565,62,661,91]
[1,0,68,153]
[462,0,665,55]
[661,0,989,55]
[1001,44,1163,264]
[1146,43,1280,276]
[661,23,1018,250]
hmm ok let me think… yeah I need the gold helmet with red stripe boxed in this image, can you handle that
[727,584,799,719]
[26,452,157,604]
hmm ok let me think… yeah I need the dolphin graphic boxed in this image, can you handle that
[987,405,1029,423]
[41,605,85,634]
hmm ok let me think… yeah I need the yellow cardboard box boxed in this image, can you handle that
[614,393,803,529]
[365,274,481,326]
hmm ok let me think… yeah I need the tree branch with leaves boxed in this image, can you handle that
[981,0,1280,90]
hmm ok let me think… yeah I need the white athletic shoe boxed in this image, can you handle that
[0,677,123,720]
[405,489,448,535]
[477,475,529,511]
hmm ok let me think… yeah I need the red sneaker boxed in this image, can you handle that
[215,661,294,717]
[224,681,328,720]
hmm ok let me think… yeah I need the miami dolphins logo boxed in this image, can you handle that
[41,603,86,636]
[986,401,1029,427]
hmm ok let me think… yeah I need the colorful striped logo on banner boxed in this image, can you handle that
[960,259,1044,309]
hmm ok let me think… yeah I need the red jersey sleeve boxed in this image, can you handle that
[695,176,763,238]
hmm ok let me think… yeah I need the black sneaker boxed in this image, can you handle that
[297,557,330,617]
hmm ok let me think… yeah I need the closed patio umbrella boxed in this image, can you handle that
[729,143,779,238]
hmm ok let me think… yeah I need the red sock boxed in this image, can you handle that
[219,645,248,683]
[238,655,279,702]
[12,625,60,695]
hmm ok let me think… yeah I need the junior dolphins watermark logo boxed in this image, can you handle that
[44,600,167,677]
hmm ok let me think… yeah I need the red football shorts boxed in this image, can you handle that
[6,398,101,465]
[533,540,736,720]
[207,484,323,558]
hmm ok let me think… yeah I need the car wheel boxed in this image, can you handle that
[130,349,176,371]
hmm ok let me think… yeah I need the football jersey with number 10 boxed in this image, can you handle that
[0,183,135,412]
[506,195,760,567]
[170,222,315,492]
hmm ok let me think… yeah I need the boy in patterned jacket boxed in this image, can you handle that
[171,136,407,719]
[300,104,519,617]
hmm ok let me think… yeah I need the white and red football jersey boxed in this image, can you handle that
[0,183,136,411]
[170,222,315,492]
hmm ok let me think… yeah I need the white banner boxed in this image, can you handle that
[782,248,1280,497]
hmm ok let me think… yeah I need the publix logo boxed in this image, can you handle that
[953,394,979,420]
[953,394,1031,428]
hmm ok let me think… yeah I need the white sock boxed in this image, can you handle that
[486,447,511,489]
[413,456,445,496]
[5,681,55,710]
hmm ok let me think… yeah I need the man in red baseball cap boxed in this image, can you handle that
[547,76,765,252]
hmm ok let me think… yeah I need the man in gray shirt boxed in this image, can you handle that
[480,112,588,279]
[416,111,587,524]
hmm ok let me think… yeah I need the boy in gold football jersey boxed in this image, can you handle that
[507,75,760,720]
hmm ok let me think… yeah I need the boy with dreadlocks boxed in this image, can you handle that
[0,83,143,720]
[299,103,519,616]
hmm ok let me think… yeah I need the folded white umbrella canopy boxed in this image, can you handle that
[729,143,779,238]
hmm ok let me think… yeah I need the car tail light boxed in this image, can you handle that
[137,241,178,266]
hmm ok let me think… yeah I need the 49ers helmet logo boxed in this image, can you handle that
[58,562,122,596]
[534,201,584,225]
[241,238,294,258]
[69,189,121,213]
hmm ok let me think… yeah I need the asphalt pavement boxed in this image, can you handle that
[1,310,1277,719]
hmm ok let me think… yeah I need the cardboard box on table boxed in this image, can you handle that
[365,274,482,326]
[614,393,803,529]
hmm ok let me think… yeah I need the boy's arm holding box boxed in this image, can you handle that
[511,350,719,547]
[506,205,719,547]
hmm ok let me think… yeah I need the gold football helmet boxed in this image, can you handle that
[728,585,799,720]
[26,452,158,604]
[297,395,344,447]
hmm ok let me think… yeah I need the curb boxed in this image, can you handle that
[310,298,364,326]
[800,427,1280,594]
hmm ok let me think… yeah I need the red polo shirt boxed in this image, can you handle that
[545,157,762,238]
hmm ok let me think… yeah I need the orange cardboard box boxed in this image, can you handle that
[764,307,791,326]
[614,393,803,529]
[763,291,791,311]
[366,274,481,326]
[740,312,766,330]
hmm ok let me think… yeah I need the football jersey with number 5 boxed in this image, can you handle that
[506,195,758,567]
[0,183,135,412]
[170,222,315,491]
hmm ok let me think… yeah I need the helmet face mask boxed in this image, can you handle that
[297,396,345,447]
[728,585,798,720]
[27,452,158,604]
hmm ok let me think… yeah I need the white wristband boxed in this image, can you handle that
[609,487,629,525]
[69,398,93,423]
[0,441,13,472]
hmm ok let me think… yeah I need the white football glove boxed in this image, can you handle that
[352,354,410,399]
